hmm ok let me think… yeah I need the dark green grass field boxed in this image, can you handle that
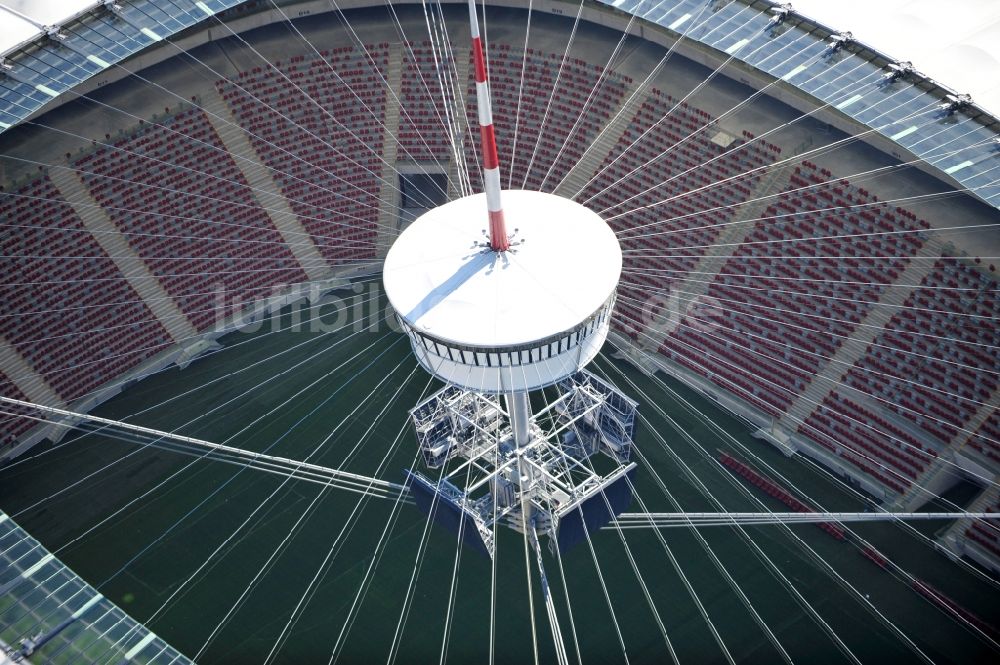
[2,289,997,664]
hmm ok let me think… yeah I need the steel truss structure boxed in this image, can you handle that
[405,370,639,558]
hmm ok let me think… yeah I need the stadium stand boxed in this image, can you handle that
[217,45,389,266]
[656,161,924,417]
[74,107,308,331]
[1,7,999,661]
[0,174,173,400]
[842,258,998,445]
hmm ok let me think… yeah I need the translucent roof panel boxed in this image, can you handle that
[0,0,244,134]
[791,0,1000,116]
[601,0,1000,211]
[0,511,193,664]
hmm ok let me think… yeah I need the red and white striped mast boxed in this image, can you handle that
[383,7,626,597]
[467,0,510,252]
[467,0,534,450]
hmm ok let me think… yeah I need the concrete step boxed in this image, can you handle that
[781,244,940,430]
[0,339,64,407]
[443,45,473,202]
[950,385,1000,454]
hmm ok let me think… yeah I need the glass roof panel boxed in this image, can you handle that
[596,0,999,210]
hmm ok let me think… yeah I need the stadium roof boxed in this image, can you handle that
[0,511,192,663]
[0,0,244,131]
[1,0,998,208]
[791,0,1000,117]
[604,0,1000,208]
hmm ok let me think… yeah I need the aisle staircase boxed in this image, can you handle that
[782,242,940,430]
[443,45,473,202]
[553,78,646,200]
[0,338,64,408]
[375,42,404,255]
[48,168,197,345]
[949,383,999,454]
[201,90,329,279]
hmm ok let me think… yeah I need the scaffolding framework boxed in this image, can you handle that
[405,370,638,558]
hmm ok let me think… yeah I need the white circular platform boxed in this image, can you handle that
[383,190,621,392]
[384,190,620,346]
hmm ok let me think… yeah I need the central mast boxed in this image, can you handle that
[468,0,509,252]
[383,13,634,640]
[467,0,532,458]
